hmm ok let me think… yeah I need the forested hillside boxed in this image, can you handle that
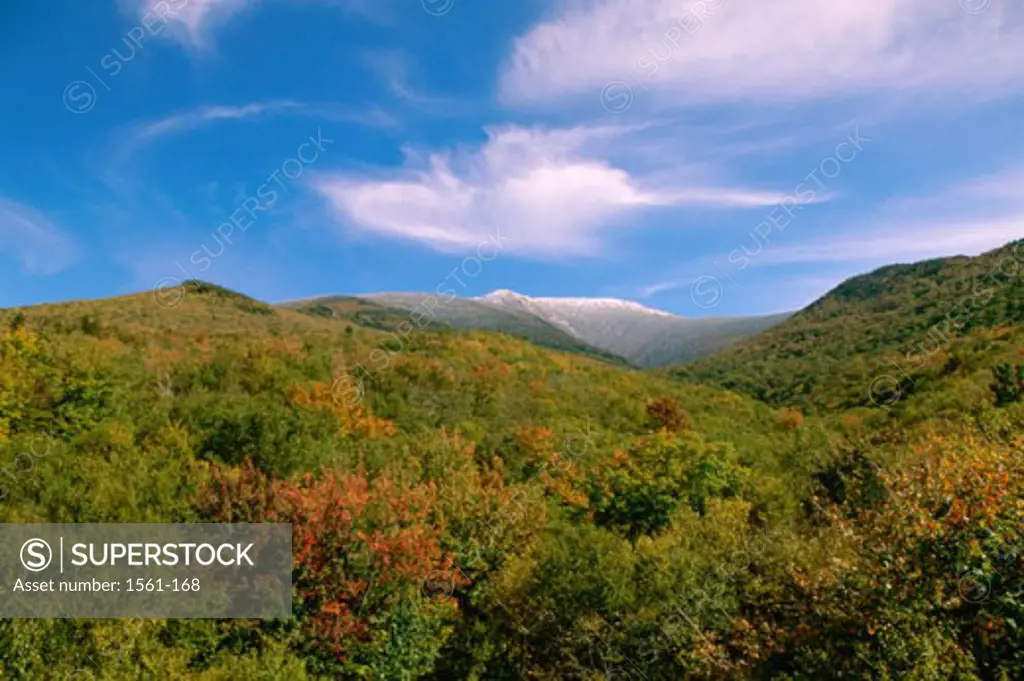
[676,240,1024,413]
[1,273,1022,679]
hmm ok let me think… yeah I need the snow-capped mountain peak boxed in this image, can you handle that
[303,289,788,367]
[479,289,530,303]
[474,289,686,353]
[476,290,675,318]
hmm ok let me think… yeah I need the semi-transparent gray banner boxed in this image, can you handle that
[0,524,291,618]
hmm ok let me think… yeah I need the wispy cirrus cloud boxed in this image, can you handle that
[760,216,1023,267]
[133,0,257,47]
[637,166,1024,299]
[760,166,1024,267]
[0,198,77,275]
[312,124,799,258]
[364,50,473,116]
[501,0,1024,108]
[128,101,302,146]
[633,165,1024,307]
[115,101,396,161]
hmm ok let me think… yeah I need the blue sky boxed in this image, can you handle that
[1,0,1022,316]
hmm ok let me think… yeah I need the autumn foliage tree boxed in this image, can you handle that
[645,396,692,432]
[731,434,1024,678]
[195,459,465,677]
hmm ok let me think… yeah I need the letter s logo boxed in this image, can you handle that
[21,538,53,572]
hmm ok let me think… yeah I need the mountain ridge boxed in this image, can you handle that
[294,289,790,367]
[471,288,789,366]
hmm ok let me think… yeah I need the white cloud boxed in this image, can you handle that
[0,198,77,275]
[312,124,794,258]
[116,101,395,161]
[957,168,1024,202]
[635,167,1024,301]
[130,101,300,146]
[501,0,1024,107]
[635,277,694,298]
[137,0,257,47]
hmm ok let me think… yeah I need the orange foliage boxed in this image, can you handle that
[196,459,465,659]
[777,406,805,431]
[515,425,556,455]
[866,436,1022,542]
[646,397,692,432]
[289,381,396,439]
[472,361,511,380]
[760,435,1020,663]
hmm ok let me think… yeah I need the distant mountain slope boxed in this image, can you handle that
[627,313,793,367]
[288,293,627,365]
[285,295,448,333]
[676,239,1024,412]
[476,290,789,366]
[288,290,789,367]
